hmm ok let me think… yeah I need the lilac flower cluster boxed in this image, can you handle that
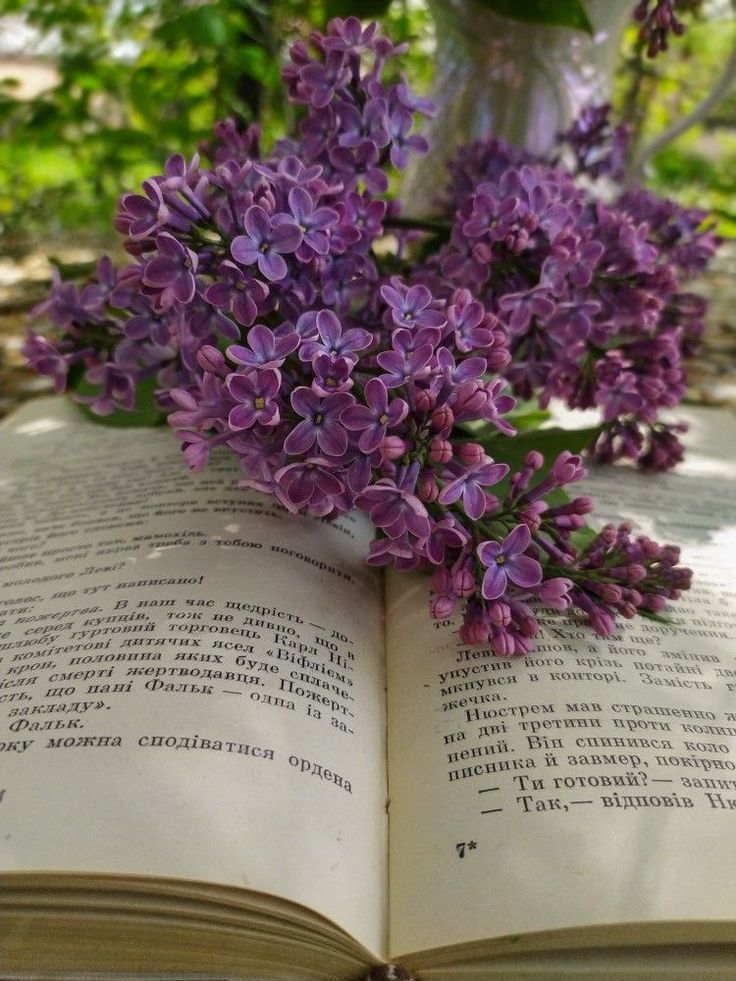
[25,19,694,654]
[634,0,703,57]
[422,106,719,472]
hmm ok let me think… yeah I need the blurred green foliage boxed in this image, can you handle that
[0,0,432,257]
[614,5,736,237]
[0,0,733,258]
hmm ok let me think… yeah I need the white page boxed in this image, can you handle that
[387,406,736,958]
[0,397,388,957]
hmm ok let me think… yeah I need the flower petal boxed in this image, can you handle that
[284,420,317,455]
[503,523,531,556]
[481,564,507,601]
[506,554,543,590]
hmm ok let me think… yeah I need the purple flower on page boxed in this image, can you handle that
[365,533,419,569]
[174,430,211,472]
[227,369,281,430]
[377,344,434,388]
[341,377,408,453]
[542,239,604,291]
[274,459,345,516]
[231,206,302,282]
[358,465,431,540]
[424,516,469,565]
[284,387,354,457]
[143,232,198,308]
[312,353,354,396]
[439,459,509,519]
[388,109,428,169]
[477,525,543,600]
[298,310,372,364]
[288,187,339,258]
[380,282,445,330]
[227,324,299,370]
[204,261,269,327]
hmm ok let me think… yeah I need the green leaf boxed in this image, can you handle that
[72,374,166,428]
[638,609,677,627]
[506,407,553,432]
[324,0,392,21]
[474,0,594,35]
[478,425,603,475]
[570,524,598,552]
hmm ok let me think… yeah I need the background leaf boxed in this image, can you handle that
[477,425,603,474]
[474,0,593,35]
[72,375,166,427]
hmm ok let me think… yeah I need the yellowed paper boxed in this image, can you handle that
[0,398,388,957]
[387,407,736,958]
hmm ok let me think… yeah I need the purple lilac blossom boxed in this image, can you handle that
[25,18,696,655]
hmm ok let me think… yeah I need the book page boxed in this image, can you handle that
[386,406,736,959]
[0,398,388,958]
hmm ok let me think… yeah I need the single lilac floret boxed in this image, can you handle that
[341,377,408,452]
[227,369,281,430]
[284,387,355,457]
[231,206,302,281]
[477,525,543,600]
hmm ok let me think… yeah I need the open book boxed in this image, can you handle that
[2,396,735,980]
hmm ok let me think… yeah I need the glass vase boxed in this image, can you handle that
[402,0,633,214]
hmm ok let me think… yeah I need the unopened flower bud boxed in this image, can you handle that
[418,475,439,502]
[432,567,453,594]
[455,381,487,416]
[429,437,452,465]
[539,577,572,601]
[430,593,456,619]
[413,389,435,415]
[381,435,408,460]
[488,601,511,627]
[452,568,476,598]
[459,619,489,645]
[457,442,485,467]
[197,345,227,375]
[551,451,585,483]
[599,583,623,604]
[492,626,516,656]
[431,405,454,432]
[600,524,617,546]
[524,450,544,470]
